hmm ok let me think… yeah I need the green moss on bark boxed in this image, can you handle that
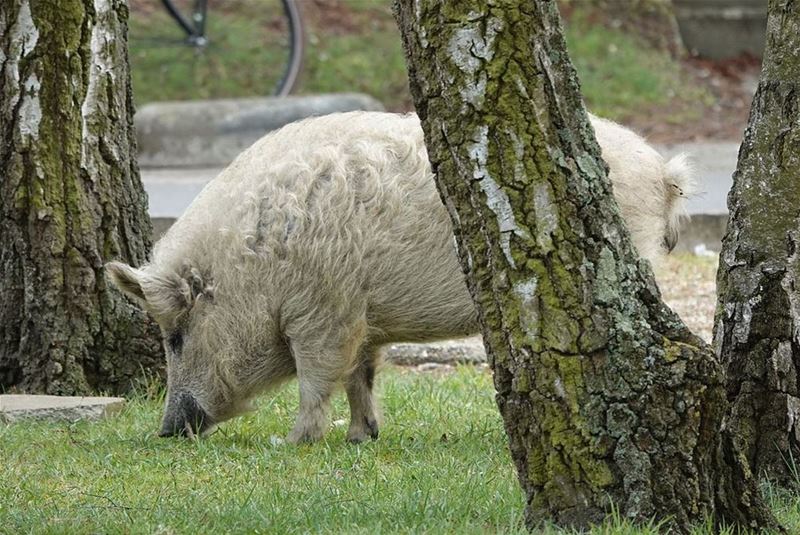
[715,0,800,485]
[0,0,163,394]
[395,0,779,532]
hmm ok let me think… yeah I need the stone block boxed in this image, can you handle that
[385,337,487,365]
[0,395,126,423]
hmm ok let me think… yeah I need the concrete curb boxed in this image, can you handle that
[136,93,385,168]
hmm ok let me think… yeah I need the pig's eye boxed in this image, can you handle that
[167,331,184,356]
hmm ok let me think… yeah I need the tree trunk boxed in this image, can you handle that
[395,1,778,532]
[0,0,163,394]
[715,0,800,484]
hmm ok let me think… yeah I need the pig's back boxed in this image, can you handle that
[153,112,476,343]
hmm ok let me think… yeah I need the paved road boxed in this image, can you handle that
[142,167,222,218]
[141,141,740,219]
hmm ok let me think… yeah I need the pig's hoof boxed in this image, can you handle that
[347,417,379,444]
[287,430,320,444]
[287,424,325,444]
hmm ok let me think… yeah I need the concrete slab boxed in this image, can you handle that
[0,395,126,423]
[674,0,766,59]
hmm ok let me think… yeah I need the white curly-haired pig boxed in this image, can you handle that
[107,111,694,443]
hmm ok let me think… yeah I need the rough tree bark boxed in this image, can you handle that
[715,0,800,484]
[395,1,778,532]
[0,0,163,394]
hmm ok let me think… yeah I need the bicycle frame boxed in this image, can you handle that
[148,0,304,96]
[161,0,208,44]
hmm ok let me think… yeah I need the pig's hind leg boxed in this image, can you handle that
[345,346,381,443]
[287,320,367,444]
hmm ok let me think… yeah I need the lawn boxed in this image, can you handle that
[128,0,711,124]
[2,366,799,534]
[1,367,522,534]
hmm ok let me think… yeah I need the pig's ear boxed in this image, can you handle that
[105,262,147,301]
[141,272,193,323]
[145,262,215,323]
[106,262,193,323]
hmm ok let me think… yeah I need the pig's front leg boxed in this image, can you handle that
[286,320,366,444]
[345,346,380,443]
[287,372,336,444]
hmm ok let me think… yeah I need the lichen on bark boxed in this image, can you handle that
[395,0,779,532]
[715,0,800,484]
[0,0,163,394]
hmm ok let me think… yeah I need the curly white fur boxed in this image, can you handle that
[107,111,695,442]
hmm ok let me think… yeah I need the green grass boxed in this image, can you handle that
[301,16,412,111]
[3,366,799,534]
[128,1,711,122]
[1,367,522,534]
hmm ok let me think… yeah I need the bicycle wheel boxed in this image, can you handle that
[128,0,305,103]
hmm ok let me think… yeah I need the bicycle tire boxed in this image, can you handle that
[129,0,306,102]
[274,0,304,97]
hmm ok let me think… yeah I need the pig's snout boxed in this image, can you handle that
[159,392,211,438]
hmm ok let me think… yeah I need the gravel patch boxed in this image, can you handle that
[653,252,719,342]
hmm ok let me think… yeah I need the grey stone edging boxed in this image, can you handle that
[136,93,385,169]
[385,337,487,366]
